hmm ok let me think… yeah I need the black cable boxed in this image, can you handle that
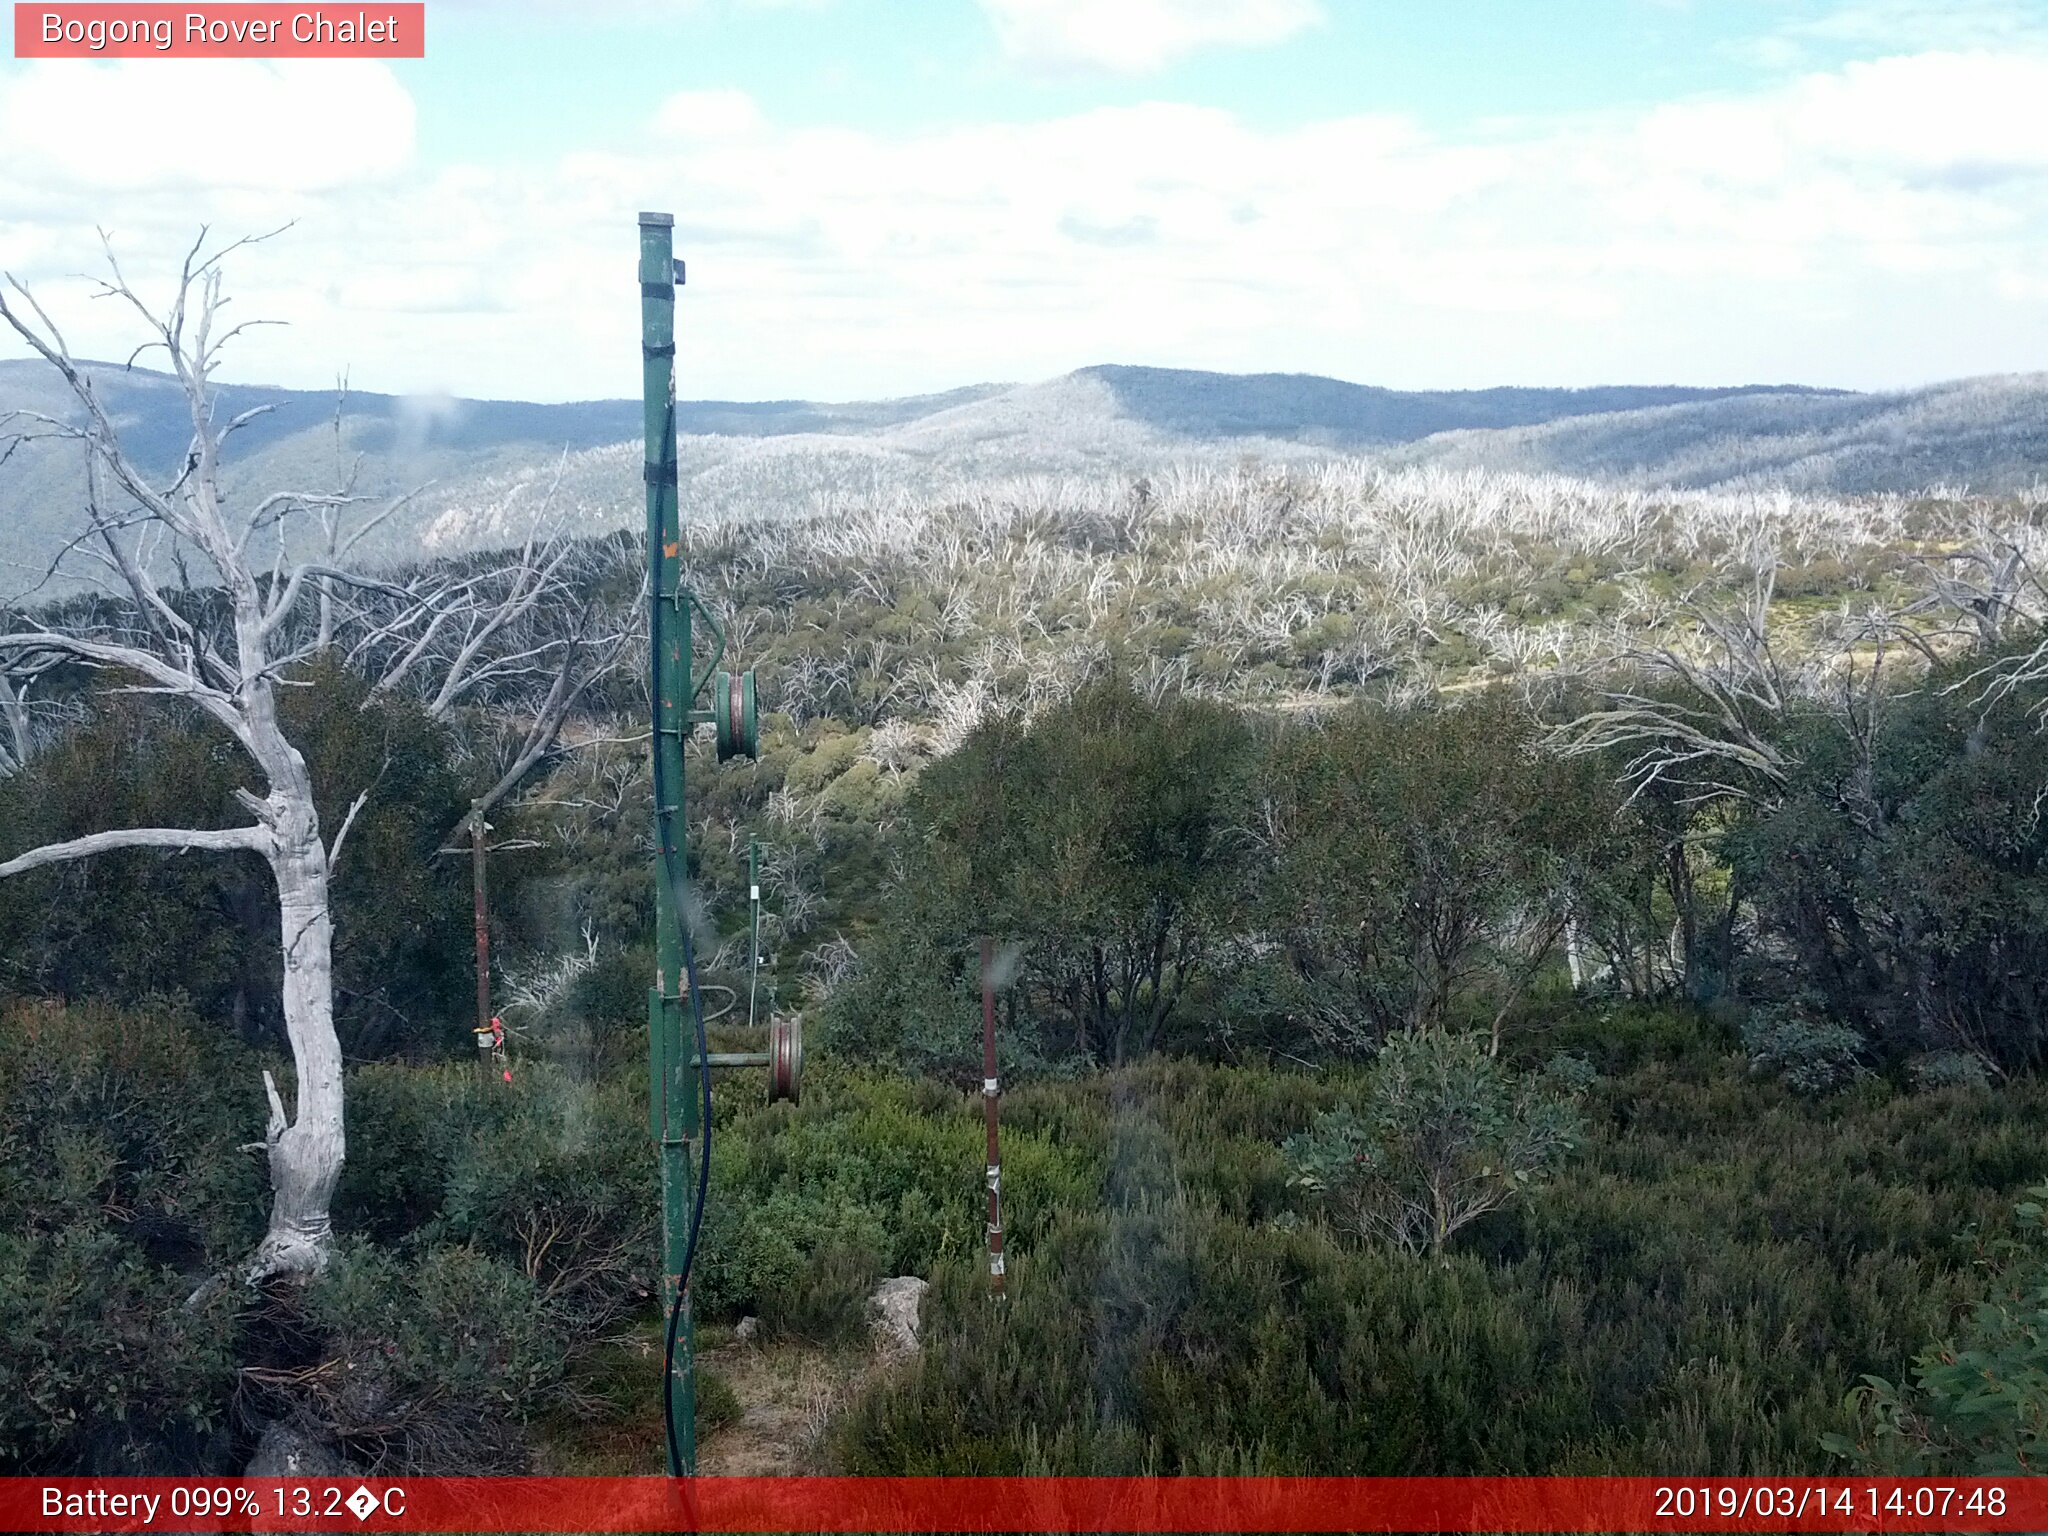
[650,402,714,1480]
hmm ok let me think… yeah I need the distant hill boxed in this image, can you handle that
[1073,364,1837,446]
[3,358,2043,593]
[1385,373,2048,493]
[0,359,1012,592]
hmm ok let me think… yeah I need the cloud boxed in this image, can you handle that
[653,88,767,142]
[7,52,2048,402]
[977,0,1322,73]
[0,60,414,191]
[1786,0,2047,51]
[1732,0,2048,72]
[1639,51,2048,182]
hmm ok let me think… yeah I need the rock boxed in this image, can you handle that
[245,1418,347,1477]
[733,1315,760,1343]
[868,1275,927,1356]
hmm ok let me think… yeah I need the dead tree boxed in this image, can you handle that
[1914,532,2048,724]
[1908,532,2036,653]
[1549,568,1801,996]
[0,231,612,1279]
[0,648,60,775]
[1552,567,1797,810]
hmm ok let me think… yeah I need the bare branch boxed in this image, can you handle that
[261,1069,290,1145]
[260,561,417,639]
[1553,569,1799,808]
[327,783,376,874]
[466,622,595,823]
[0,822,268,879]
[0,628,244,738]
[0,276,198,545]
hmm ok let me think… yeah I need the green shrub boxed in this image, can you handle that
[691,1069,1059,1323]
[298,1241,568,1471]
[1824,1187,2048,1473]
[336,1061,657,1331]
[1743,1006,1868,1095]
[335,1061,475,1243]
[436,1072,656,1330]
[1911,1052,1995,1092]
[1283,1030,1585,1256]
[0,1000,258,1472]
[0,1227,239,1473]
[831,1040,2048,1475]
[562,943,654,1068]
[695,1366,743,1435]
[761,1239,889,1345]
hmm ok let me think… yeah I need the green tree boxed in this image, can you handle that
[872,677,1256,1066]
[0,663,476,1060]
[1259,696,1615,1051]
[1729,655,2048,1072]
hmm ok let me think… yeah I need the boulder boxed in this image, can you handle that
[868,1275,927,1356]
[245,1417,347,1477]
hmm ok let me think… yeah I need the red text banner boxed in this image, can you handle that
[14,4,425,58]
[0,1476,2041,1533]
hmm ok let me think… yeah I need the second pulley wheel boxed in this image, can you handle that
[767,1015,802,1104]
[713,668,758,762]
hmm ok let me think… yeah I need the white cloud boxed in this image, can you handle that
[6,53,2048,401]
[0,60,414,191]
[653,88,766,142]
[1786,0,2046,52]
[978,0,1322,73]
[1640,51,2048,181]
[1730,0,2048,75]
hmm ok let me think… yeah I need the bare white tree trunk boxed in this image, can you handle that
[255,828,345,1274]
[0,667,31,775]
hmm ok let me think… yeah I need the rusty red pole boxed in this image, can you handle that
[470,802,492,1081]
[981,936,1005,1298]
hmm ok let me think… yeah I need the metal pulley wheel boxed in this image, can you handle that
[767,1015,802,1104]
[713,668,759,762]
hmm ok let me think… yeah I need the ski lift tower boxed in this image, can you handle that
[639,211,795,1476]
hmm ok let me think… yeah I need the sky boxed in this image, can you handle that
[2,0,2046,402]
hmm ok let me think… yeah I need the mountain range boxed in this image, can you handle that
[3,359,2043,593]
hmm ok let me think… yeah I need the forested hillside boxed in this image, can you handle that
[1392,373,2048,494]
[10,358,2047,596]
[9,448,2048,1476]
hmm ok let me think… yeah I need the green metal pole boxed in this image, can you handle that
[640,209,697,1475]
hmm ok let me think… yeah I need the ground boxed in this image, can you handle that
[696,1334,872,1475]
[536,1304,918,1476]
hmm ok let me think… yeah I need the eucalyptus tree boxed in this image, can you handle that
[0,233,614,1278]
